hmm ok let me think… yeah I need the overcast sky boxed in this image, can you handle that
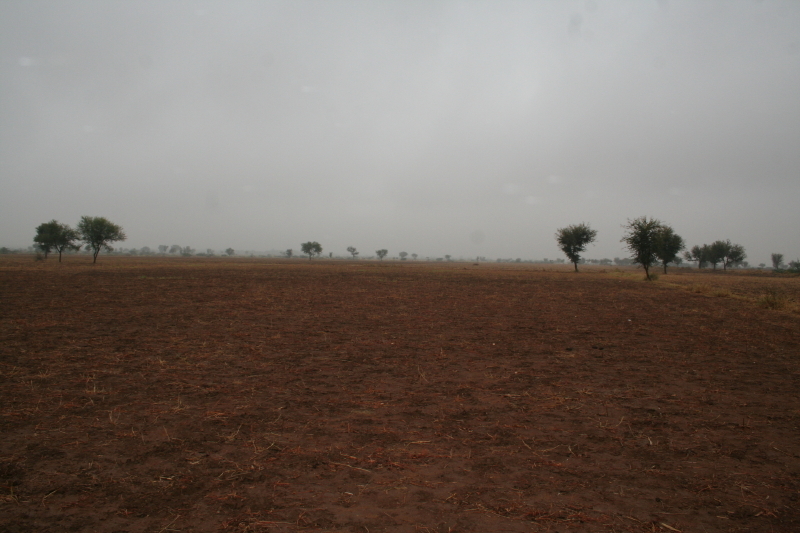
[2,0,798,262]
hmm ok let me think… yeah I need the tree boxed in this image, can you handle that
[620,216,662,280]
[706,240,730,270]
[376,249,388,261]
[301,241,322,259]
[285,249,293,258]
[771,253,784,270]
[555,223,598,272]
[683,245,709,268]
[225,248,234,256]
[720,241,746,270]
[181,246,195,256]
[399,251,408,260]
[347,246,359,259]
[76,216,126,264]
[158,245,168,254]
[412,253,418,260]
[653,225,685,274]
[169,244,181,254]
[34,220,80,262]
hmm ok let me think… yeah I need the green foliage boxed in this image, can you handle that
[620,216,662,280]
[301,241,322,259]
[706,240,746,270]
[76,216,126,264]
[34,220,80,262]
[653,225,685,274]
[555,223,597,272]
[376,249,388,261]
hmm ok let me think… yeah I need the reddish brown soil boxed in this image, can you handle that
[1,256,799,532]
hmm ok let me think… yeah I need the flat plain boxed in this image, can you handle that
[1,256,799,532]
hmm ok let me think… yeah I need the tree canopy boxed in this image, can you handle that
[34,220,79,262]
[620,216,662,280]
[301,241,322,259]
[653,225,685,274]
[554,223,597,272]
[76,216,126,264]
[376,249,388,261]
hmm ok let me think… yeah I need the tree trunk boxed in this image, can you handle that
[573,261,578,272]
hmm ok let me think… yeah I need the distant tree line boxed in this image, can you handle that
[554,217,749,280]
[27,217,781,273]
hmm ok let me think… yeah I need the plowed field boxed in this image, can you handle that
[1,256,799,532]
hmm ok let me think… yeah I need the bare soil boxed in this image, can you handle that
[1,256,799,532]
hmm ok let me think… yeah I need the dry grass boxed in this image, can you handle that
[688,283,712,294]
[756,288,792,310]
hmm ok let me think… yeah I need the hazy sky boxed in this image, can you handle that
[2,0,798,262]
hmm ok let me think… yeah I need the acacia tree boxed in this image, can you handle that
[34,220,80,262]
[683,244,711,268]
[376,249,388,261]
[411,253,417,260]
[347,246,359,259]
[225,248,234,256]
[771,253,784,270]
[285,249,293,258]
[399,251,408,260]
[621,216,662,280]
[706,241,728,270]
[301,241,322,259]
[76,216,126,264]
[653,225,685,274]
[555,223,598,272]
[716,240,746,270]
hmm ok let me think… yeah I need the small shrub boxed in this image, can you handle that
[757,289,790,310]
[648,273,659,281]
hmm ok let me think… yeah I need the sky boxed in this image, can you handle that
[2,0,799,263]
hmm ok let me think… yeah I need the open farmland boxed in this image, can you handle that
[1,256,799,532]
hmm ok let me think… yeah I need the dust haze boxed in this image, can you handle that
[2,1,798,263]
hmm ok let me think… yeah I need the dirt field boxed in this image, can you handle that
[1,256,799,532]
